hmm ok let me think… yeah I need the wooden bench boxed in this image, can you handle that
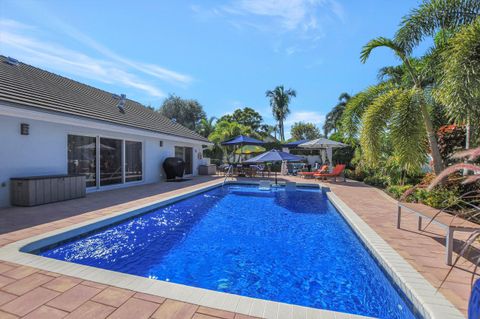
[397,202,480,265]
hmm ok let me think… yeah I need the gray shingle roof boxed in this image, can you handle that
[0,56,209,143]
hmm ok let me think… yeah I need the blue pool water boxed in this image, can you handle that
[37,185,416,318]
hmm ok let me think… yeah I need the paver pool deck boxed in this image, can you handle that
[0,175,477,318]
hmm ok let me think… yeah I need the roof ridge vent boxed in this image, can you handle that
[5,57,19,66]
[112,93,126,113]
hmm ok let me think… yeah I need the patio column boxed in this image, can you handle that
[326,147,333,165]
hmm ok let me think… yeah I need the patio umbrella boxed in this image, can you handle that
[221,135,265,162]
[298,138,346,165]
[298,138,346,149]
[234,145,266,155]
[282,139,309,149]
[244,149,303,184]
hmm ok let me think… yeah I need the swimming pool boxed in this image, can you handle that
[35,184,417,318]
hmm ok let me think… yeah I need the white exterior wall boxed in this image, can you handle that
[0,108,206,208]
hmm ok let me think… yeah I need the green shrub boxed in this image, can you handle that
[412,187,460,208]
[386,184,413,199]
[363,174,389,188]
[344,168,364,181]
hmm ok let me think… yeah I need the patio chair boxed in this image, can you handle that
[298,165,329,179]
[314,164,346,182]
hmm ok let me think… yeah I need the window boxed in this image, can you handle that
[100,138,123,186]
[125,141,142,182]
[174,146,193,175]
[68,135,143,188]
[67,135,97,187]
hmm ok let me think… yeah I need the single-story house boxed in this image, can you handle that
[0,56,212,207]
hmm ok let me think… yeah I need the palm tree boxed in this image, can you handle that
[394,0,480,54]
[323,92,351,137]
[435,16,480,147]
[360,37,445,174]
[208,120,255,162]
[197,116,217,138]
[265,86,296,142]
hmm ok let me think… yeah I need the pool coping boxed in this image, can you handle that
[0,181,464,319]
[327,191,464,319]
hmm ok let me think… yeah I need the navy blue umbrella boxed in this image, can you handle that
[282,139,309,149]
[221,135,265,146]
[244,149,303,184]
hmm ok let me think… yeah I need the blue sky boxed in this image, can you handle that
[0,0,429,137]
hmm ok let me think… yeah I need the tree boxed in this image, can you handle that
[197,116,217,138]
[218,107,263,131]
[208,120,255,162]
[266,86,297,142]
[359,37,444,174]
[323,92,351,137]
[290,122,321,140]
[394,0,480,54]
[158,94,206,131]
[435,17,480,147]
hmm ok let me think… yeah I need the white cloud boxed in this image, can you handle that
[0,26,166,98]
[0,16,196,99]
[285,111,325,125]
[192,0,345,56]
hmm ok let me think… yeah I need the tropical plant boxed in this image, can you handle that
[394,0,480,54]
[323,92,350,137]
[290,122,321,140]
[158,94,206,131]
[208,120,255,162]
[197,116,217,138]
[435,16,480,147]
[360,37,443,174]
[426,147,480,288]
[260,124,279,140]
[265,85,297,142]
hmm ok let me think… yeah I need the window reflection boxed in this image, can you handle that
[68,135,97,187]
[100,138,122,186]
[125,141,142,182]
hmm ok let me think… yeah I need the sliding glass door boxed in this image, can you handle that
[67,135,97,187]
[100,138,123,186]
[67,134,143,188]
[174,146,193,175]
[125,141,142,182]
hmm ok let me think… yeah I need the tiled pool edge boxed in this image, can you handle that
[327,191,465,319]
[0,181,370,319]
[0,181,463,319]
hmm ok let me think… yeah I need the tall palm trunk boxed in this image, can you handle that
[279,120,285,142]
[419,102,444,174]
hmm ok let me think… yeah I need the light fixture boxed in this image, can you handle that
[20,123,29,135]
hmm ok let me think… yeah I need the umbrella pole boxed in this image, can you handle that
[275,171,278,185]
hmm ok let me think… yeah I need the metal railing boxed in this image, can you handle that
[223,164,233,186]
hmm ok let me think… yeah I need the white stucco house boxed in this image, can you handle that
[0,56,212,207]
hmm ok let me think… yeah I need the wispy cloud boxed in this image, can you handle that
[285,111,325,125]
[0,15,193,99]
[0,24,165,97]
[192,0,345,56]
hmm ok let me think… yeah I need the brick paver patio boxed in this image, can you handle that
[0,175,477,318]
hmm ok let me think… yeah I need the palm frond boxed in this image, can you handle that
[395,0,480,53]
[390,89,428,172]
[360,37,406,63]
[360,88,400,164]
[341,82,393,138]
[435,17,480,124]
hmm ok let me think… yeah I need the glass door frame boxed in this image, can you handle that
[67,133,144,190]
[174,146,194,176]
